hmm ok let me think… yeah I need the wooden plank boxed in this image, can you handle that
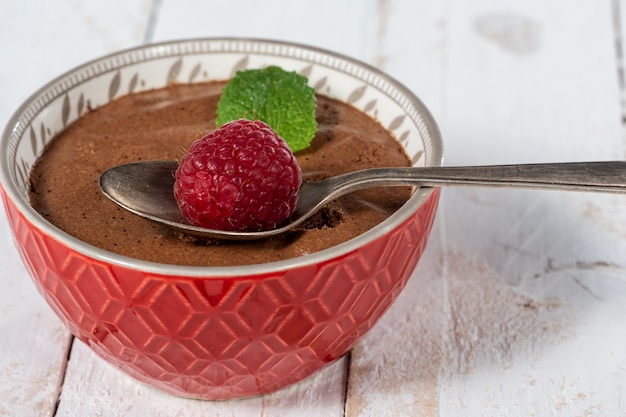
[55,341,347,417]
[442,0,623,166]
[440,0,625,289]
[152,0,381,64]
[369,0,448,123]
[347,0,626,416]
[0,215,73,417]
[0,1,150,416]
[0,1,152,128]
[616,0,626,126]
[438,0,626,416]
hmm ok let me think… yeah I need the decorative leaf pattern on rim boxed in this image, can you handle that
[3,38,440,200]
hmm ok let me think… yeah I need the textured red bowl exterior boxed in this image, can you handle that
[1,185,439,399]
[0,38,444,400]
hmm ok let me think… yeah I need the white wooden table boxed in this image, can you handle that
[2,1,626,416]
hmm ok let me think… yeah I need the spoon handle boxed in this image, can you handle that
[327,161,626,194]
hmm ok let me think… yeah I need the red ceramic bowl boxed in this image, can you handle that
[0,38,443,400]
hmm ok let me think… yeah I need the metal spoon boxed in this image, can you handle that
[99,160,626,240]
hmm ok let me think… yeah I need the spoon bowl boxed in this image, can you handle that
[99,160,626,241]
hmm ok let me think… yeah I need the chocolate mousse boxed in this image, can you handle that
[29,81,412,266]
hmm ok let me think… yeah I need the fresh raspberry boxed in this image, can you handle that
[174,119,302,232]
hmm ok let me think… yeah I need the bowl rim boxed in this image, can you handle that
[0,37,443,277]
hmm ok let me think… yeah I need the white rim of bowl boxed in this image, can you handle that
[0,37,444,277]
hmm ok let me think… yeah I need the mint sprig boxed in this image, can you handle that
[216,66,317,153]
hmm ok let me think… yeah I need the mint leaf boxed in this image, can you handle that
[216,66,317,152]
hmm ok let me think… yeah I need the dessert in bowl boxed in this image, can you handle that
[0,38,443,399]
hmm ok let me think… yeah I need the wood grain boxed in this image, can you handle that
[1,0,626,416]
